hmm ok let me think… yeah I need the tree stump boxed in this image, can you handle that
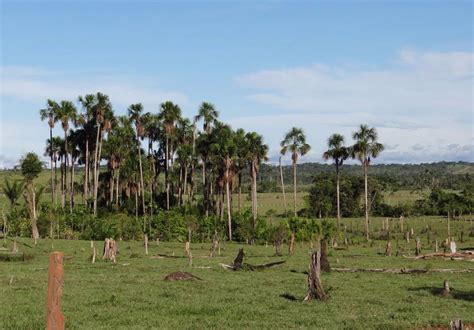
[304,250,327,301]
[103,238,117,263]
[450,319,463,330]
[209,231,219,257]
[415,237,421,256]
[46,252,64,330]
[288,232,295,255]
[406,231,410,243]
[442,280,450,297]
[12,240,18,253]
[450,241,457,254]
[385,241,392,257]
[91,244,96,264]
[320,239,331,273]
[185,241,190,257]
[233,248,244,270]
[435,239,439,253]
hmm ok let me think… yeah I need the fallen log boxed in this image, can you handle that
[164,271,202,281]
[219,248,286,271]
[403,251,474,261]
[332,267,473,274]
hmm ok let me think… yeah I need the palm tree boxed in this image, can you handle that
[323,134,349,232]
[91,92,112,216]
[211,123,236,240]
[280,127,311,216]
[245,132,268,230]
[39,99,58,204]
[195,102,219,133]
[2,179,24,209]
[78,94,96,204]
[53,100,77,211]
[128,103,146,217]
[351,124,384,240]
[158,101,182,210]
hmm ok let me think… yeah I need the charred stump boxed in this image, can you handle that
[304,250,327,301]
[233,248,244,270]
[320,239,331,273]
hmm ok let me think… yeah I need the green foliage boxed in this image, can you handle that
[20,152,43,182]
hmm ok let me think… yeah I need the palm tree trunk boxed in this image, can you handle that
[60,157,65,209]
[54,156,58,205]
[238,172,242,215]
[84,139,89,203]
[50,128,54,204]
[70,157,75,212]
[336,166,341,233]
[279,157,287,215]
[93,124,101,216]
[137,137,145,215]
[293,159,297,217]
[202,160,207,217]
[364,162,369,241]
[226,172,232,240]
[115,168,120,209]
[63,130,68,210]
[109,169,114,204]
[183,164,188,204]
[165,138,170,210]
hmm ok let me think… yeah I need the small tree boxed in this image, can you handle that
[21,152,43,241]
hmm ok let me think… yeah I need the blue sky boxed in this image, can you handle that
[1,0,473,167]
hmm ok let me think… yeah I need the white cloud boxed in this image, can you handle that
[0,66,190,110]
[233,50,473,164]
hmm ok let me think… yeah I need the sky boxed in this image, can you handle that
[1,0,473,168]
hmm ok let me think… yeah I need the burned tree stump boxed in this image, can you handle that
[415,237,421,256]
[209,231,219,257]
[304,250,327,301]
[450,241,457,254]
[46,252,64,330]
[103,238,118,263]
[442,280,450,297]
[233,248,244,270]
[385,241,392,257]
[320,239,331,273]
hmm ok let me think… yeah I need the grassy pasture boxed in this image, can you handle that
[1,216,473,329]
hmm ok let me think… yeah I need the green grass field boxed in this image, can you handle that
[1,216,473,329]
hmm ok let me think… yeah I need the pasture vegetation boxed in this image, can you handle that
[1,216,473,329]
[1,95,473,328]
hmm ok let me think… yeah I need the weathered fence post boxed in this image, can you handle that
[46,252,65,330]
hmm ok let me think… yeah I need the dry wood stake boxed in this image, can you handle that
[415,237,421,256]
[442,280,450,297]
[385,241,392,257]
[46,252,64,330]
[144,235,148,256]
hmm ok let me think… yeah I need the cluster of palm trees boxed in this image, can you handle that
[38,92,383,240]
[39,94,269,239]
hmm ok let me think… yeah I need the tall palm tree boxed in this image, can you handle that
[158,101,182,210]
[195,102,219,133]
[53,100,77,211]
[351,124,384,241]
[39,99,58,204]
[128,103,146,217]
[323,133,349,232]
[92,92,112,216]
[280,127,310,216]
[78,94,96,204]
[245,132,268,229]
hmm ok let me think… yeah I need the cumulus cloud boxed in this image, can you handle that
[233,50,473,164]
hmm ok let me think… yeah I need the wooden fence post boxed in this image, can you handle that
[46,252,65,330]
